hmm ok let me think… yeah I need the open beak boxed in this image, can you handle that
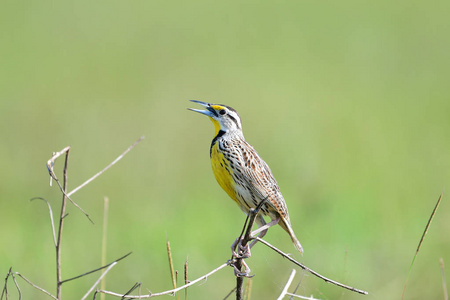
[188,100,218,117]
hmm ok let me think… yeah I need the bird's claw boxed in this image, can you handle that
[231,260,254,278]
[231,238,252,259]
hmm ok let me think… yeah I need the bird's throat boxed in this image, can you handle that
[209,117,222,136]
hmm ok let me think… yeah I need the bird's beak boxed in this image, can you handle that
[188,100,217,117]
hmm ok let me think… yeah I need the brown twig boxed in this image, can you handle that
[401,192,443,300]
[1,267,17,300]
[234,197,269,299]
[60,252,131,284]
[14,272,57,300]
[223,287,237,300]
[55,146,70,299]
[67,136,144,198]
[81,262,117,300]
[255,237,368,295]
[289,270,305,300]
[30,197,57,246]
[47,147,93,224]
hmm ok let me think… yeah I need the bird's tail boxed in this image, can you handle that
[279,218,303,254]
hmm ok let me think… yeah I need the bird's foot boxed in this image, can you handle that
[230,259,254,278]
[231,238,251,259]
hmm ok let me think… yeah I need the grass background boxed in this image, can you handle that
[1,0,449,299]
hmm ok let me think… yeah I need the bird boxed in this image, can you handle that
[188,100,303,254]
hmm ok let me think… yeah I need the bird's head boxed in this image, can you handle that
[188,100,242,136]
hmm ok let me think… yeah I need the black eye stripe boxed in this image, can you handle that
[228,114,240,129]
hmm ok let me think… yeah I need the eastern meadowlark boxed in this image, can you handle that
[189,100,303,254]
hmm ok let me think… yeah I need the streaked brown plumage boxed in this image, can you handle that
[189,100,303,254]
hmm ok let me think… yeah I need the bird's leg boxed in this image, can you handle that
[248,217,280,249]
[251,217,280,237]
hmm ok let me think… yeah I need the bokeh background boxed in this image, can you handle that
[1,0,449,299]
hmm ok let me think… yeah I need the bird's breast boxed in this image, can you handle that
[210,141,239,204]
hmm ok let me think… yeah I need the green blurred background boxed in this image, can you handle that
[1,0,449,299]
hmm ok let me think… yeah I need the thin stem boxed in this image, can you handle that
[14,272,57,300]
[60,252,131,284]
[98,261,231,298]
[80,262,117,300]
[167,239,177,292]
[100,197,109,300]
[255,237,368,295]
[67,136,144,198]
[56,147,70,299]
[30,197,57,246]
[277,269,296,300]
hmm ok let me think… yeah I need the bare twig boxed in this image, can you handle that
[67,136,144,198]
[97,261,232,298]
[1,267,13,300]
[60,252,131,284]
[123,282,142,298]
[278,269,296,300]
[10,272,21,300]
[402,192,443,300]
[81,262,117,300]
[100,197,110,300]
[234,197,269,300]
[441,258,448,300]
[223,287,237,300]
[47,147,93,224]
[255,237,368,295]
[30,197,57,246]
[285,293,322,300]
[14,272,57,300]
[55,146,70,299]
[289,271,305,300]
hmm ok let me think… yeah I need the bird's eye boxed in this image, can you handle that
[219,109,227,115]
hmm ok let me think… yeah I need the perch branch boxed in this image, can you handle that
[255,237,368,295]
[97,261,232,298]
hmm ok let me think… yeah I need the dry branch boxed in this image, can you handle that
[277,269,296,300]
[67,136,144,198]
[14,272,57,300]
[401,193,443,300]
[97,261,231,298]
[255,237,368,295]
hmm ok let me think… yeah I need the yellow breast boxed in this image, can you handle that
[210,142,238,204]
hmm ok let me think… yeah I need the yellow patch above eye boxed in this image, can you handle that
[210,105,226,111]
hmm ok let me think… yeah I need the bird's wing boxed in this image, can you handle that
[232,139,289,218]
